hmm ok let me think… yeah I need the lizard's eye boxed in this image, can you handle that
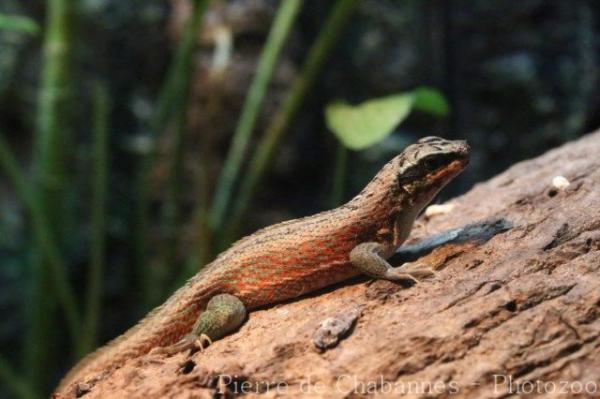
[423,157,445,172]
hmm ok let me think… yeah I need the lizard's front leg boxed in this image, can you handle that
[350,242,435,283]
[152,293,247,355]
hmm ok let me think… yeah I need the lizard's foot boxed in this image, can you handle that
[383,262,436,283]
[397,261,437,280]
[149,333,212,357]
[150,293,246,358]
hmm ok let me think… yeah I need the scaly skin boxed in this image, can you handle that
[56,137,470,395]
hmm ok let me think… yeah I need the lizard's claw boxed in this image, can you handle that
[399,262,437,280]
[191,333,212,352]
[385,262,437,283]
[148,346,167,356]
[385,270,420,283]
[149,333,212,357]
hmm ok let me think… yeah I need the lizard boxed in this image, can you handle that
[55,136,470,396]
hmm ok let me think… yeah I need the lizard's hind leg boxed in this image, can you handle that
[152,294,247,355]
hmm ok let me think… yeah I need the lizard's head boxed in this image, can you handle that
[393,136,470,207]
[349,136,469,217]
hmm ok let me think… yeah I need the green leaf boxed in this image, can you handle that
[0,14,40,35]
[412,86,450,116]
[326,94,414,150]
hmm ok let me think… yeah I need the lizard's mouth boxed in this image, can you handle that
[402,157,468,201]
[426,158,468,184]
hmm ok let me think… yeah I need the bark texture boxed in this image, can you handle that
[62,130,600,398]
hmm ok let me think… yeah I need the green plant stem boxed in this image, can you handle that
[0,134,81,346]
[81,83,110,355]
[29,0,77,391]
[137,0,212,310]
[0,355,38,399]
[155,105,187,303]
[208,0,302,232]
[0,135,80,327]
[133,159,152,312]
[175,161,210,287]
[222,0,359,245]
[152,0,212,133]
[179,163,210,283]
[329,143,348,207]
[35,0,74,235]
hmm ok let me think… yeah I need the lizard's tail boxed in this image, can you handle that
[54,303,167,395]
[54,276,215,395]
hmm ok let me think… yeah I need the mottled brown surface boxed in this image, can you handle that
[60,130,600,398]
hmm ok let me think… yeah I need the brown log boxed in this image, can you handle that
[64,130,600,398]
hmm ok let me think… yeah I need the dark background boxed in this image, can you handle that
[0,0,598,397]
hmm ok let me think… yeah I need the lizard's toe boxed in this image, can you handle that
[185,333,213,354]
[385,269,420,283]
[400,262,437,279]
[199,333,212,349]
[149,334,200,357]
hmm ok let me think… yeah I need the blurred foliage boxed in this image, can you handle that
[208,0,302,235]
[0,0,597,398]
[0,14,39,35]
[326,87,448,150]
[135,0,213,311]
[412,87,450,117]
[327,93,415,150]
[81,82,110,352]
[221,0,360,246]
[0,1,359,397]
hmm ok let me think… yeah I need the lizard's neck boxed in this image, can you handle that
[342,173,431,247]
[339,179,407,244]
